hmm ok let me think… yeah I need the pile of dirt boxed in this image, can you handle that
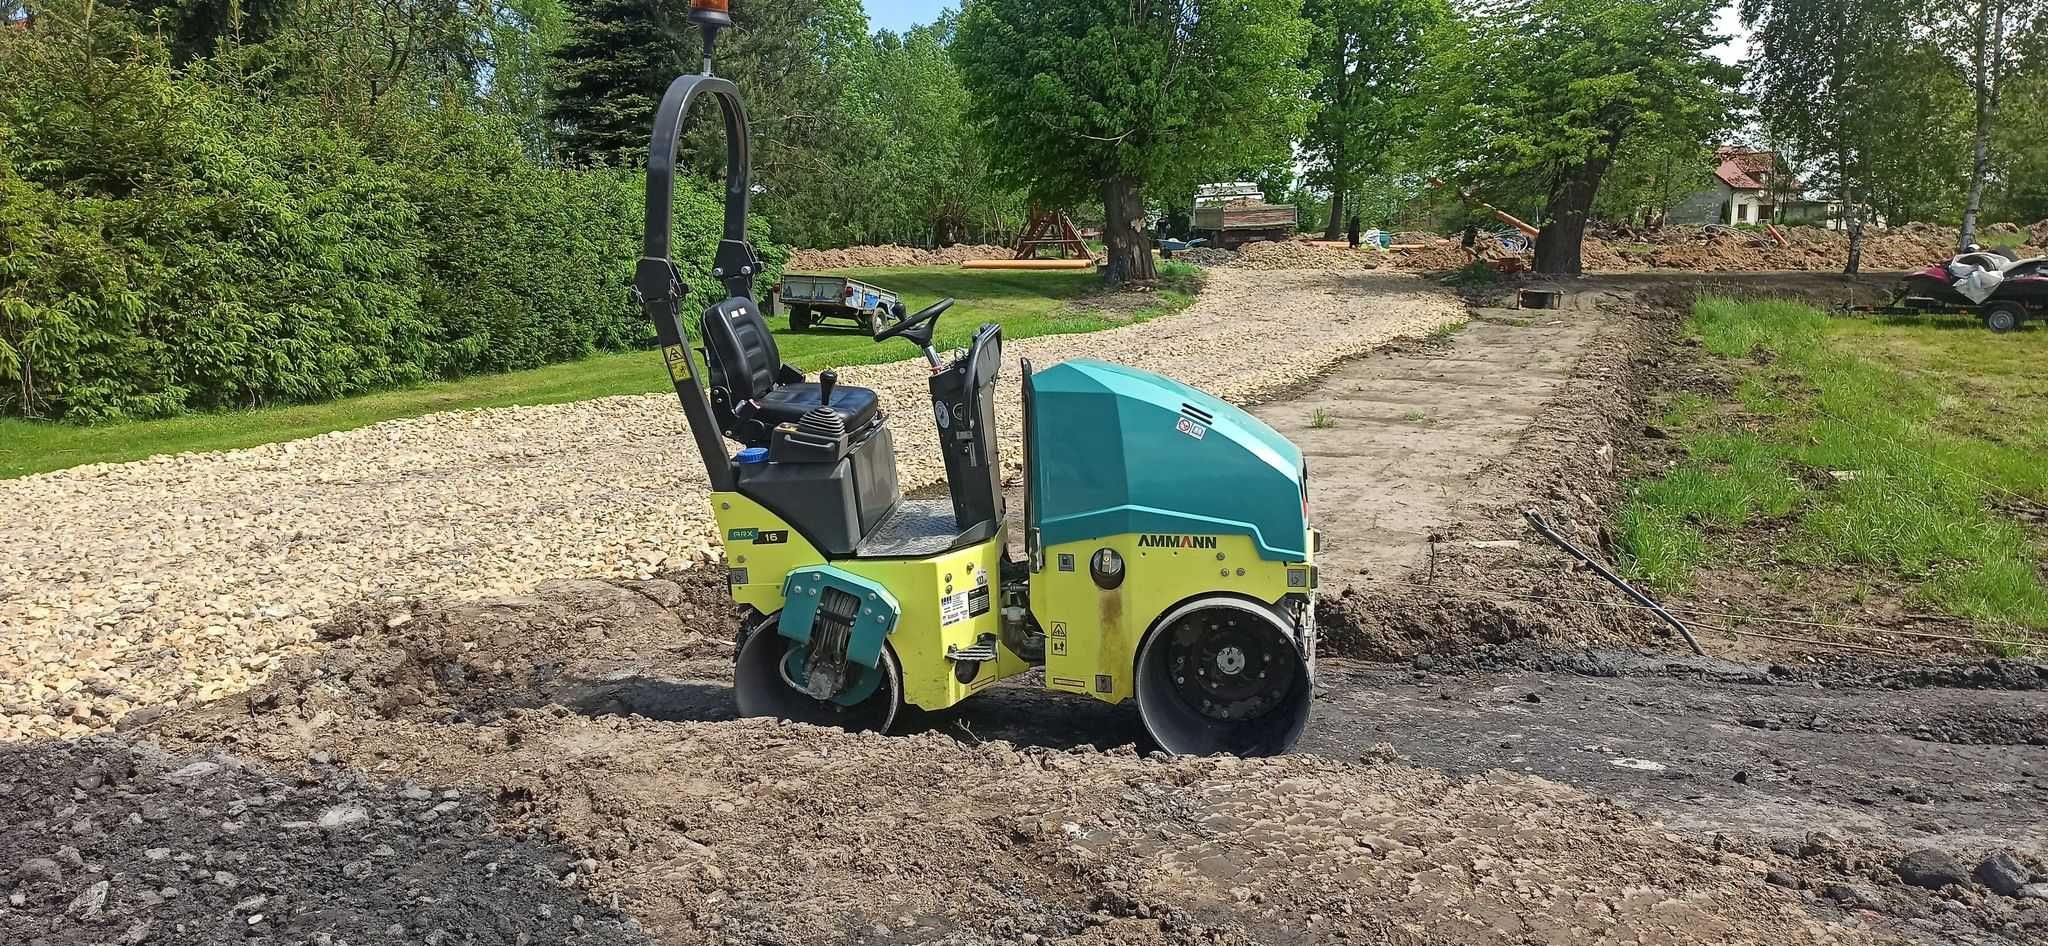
[1388,233,1542,273]
[1600,223,2045,273]
[1381,222,2044,275]
[107,579,1892,946]
[1170,247,1238,267]
[1230,240,1383,271]
[786,243,1012,269]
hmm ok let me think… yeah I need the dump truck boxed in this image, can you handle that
[1191,182,1297,249]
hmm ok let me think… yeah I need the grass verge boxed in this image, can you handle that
[2,264,1200,478]
[1615,297,2048,644]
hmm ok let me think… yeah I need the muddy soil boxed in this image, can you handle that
[0,738,651,946]
[28,570,2028,946]
[4,576,1970,946]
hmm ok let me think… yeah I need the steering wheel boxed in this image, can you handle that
[874,297,953,345]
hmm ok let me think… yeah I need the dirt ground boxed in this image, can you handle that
[1254,307,1603,583]
[8,267,2048,946]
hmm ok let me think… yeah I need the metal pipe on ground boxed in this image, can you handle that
[1522,509,1709,657]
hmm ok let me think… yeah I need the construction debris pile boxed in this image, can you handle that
[786,243,1013,269]
[1585,222,2039,273]
[1373,221,2048,274]
[1229,240,1385,271]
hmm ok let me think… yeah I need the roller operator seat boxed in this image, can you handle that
[700,297,880,447]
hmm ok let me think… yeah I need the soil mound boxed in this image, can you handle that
[1171,246,1238,267]
[1380,223,2044,275]
[1231,240,1383,271]
[786,243,1012,269]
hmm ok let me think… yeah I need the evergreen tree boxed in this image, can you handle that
[545,0,684,166]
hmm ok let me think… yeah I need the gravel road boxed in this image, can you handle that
[0,268,1463,741]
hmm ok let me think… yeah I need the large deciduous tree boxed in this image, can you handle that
[1742,0,1966,272]
[952,0,1313,283]
[1936,0,2046,248]
[1300,0,1444,239]
[1417,0,1732,275]
[1990,18,2048,222]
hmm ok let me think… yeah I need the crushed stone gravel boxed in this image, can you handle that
[0,268,1463,741]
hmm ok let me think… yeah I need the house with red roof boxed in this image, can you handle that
[1668,147,1837,226]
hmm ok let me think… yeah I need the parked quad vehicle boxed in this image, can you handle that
[1894,255,2048,333]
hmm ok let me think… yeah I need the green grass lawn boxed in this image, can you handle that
[1615,297,2048,645]
[1,265,1198,478]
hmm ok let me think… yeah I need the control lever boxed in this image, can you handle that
[818,369,837,407]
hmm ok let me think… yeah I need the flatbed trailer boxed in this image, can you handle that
[1838,296,2041,333]
[771,274,899,333]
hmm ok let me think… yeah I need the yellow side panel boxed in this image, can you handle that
[710,492,1022,711]
[1030,534,1297,704]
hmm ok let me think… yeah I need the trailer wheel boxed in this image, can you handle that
[1982,302,2025,334]
[790,305,812,331]
[865,307,886,336]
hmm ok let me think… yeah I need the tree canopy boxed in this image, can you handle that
[953,0,1314,281]
[1417,0,1735,273]
[1299,0,1445,238]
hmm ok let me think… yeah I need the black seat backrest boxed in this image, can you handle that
[930,322,1004,534]
[701,297,780,401]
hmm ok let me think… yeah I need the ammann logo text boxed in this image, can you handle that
[1137,534,1218,549]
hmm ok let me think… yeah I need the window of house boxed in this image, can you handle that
[1737,203,1749,222]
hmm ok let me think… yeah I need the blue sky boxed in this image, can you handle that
[864,1,1750,62]
[866,0,951,33]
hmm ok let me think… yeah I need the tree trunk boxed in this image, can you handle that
[1844,190,1865,275]
[1532,150,1614,275]
[1959,0,2005,251]
[1322,186,1346,241]
[1320,30,1352,242]
[1101,176,1157,284]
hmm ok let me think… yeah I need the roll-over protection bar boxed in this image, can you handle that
[633,73,757,493]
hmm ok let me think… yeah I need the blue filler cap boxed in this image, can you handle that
[736,447,769,464]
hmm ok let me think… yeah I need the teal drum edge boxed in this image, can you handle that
[777,566,901,668]
[1028,359,1308,561]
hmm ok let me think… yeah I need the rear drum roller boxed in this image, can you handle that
[734,616,902,732]
[1135,597,1311,757]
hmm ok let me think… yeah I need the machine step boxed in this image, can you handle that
[946,635,1000,663]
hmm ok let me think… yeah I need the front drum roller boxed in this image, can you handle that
[1135,597,1312,757]
[734,615,903,732]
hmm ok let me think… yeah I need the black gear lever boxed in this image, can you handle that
[818,369,837,407]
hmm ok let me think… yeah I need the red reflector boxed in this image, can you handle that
[691,0,728,10]
[843,286,854,297]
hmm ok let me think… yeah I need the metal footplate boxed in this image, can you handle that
[945,635,1000,663]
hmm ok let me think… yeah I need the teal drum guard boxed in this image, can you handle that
[777,566,901,704]
[1027,359,1308,561]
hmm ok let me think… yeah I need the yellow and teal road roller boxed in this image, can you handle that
[632,0,1318,756]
